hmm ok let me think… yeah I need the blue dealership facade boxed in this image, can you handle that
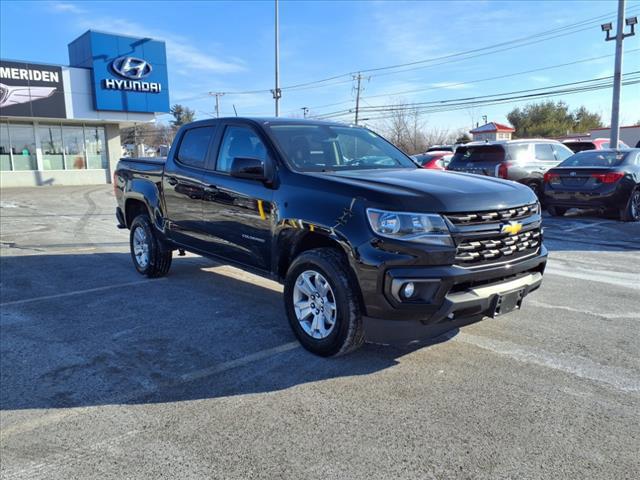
[1,31,170,187]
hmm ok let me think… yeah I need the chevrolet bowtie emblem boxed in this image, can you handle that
[501,221,523,235]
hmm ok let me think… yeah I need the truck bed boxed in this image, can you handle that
[117,157,166,177]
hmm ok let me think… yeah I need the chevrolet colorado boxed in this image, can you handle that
[114,118,547,356]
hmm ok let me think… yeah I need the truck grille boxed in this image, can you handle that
[455,229,541,267]
[445,203,539,226]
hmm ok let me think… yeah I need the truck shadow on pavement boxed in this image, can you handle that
[0,252,461,412]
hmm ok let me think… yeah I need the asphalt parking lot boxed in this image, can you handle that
[1,185,639,480]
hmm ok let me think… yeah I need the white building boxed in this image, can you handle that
[469,122,515,142]
[1,30,170,187]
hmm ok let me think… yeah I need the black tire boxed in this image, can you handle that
[525,181,542,199]
[620,188,640,222]
[547,205,567,217]
[283,248,364,357]
[129,214,172,278]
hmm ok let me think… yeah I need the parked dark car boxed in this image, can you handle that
[563,138,629,153]
[543,149,640,221]
[411,151,453,170]
[114,118,547,356]
[447,139,574,198]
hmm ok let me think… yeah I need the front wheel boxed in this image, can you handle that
[620,188,640,222]
[284,248,364,357]
[129,214,172,277]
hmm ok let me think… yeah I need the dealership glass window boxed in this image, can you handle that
[62,126,86,169]
[0,123,10,171]
[9,124,37,171]
[39,125,65,170]
[85,126,107,169]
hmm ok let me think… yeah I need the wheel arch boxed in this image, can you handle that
[123,179,164,229]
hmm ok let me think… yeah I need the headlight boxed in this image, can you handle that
[366,208,453,246]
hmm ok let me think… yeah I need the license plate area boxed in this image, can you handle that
[491,288,525,317]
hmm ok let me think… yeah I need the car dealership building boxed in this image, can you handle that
[0,31,169,188]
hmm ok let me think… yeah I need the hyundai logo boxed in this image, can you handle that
[111,56,152,80]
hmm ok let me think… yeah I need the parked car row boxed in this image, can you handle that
[412,139,640,222]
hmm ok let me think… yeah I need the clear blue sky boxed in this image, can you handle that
[1,0,639,133]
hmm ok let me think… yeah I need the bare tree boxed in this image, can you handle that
[423,126,452,147]
[381,102,428,155]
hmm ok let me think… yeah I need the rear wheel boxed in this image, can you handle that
[525,181,542,199]
[547,206,567,217]
[284,248,364,357]
[129,214,172,277]
[620,188,640,222]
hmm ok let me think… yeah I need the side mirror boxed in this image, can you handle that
[230,157,267,181]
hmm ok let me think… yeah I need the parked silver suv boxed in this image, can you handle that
[447,139,574,197]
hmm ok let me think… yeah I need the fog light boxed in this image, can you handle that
[403,282,416,298]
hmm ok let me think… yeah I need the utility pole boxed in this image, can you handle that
[353,73,363,125]
[601,0,637,147]
[301,107,309,118]
[272,0,282,117]
[482,115,488,125]
[209,92,224,118]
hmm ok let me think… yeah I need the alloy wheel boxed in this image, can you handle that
[292,270,337,339]
[132,226,150,268]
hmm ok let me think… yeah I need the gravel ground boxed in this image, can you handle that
[1,185,639,480]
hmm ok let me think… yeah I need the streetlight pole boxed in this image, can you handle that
[602,0,637,147]
[272,0,282,117]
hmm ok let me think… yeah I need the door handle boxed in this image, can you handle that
[167,177,178,186]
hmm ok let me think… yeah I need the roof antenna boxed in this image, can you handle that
[233,104,238,116]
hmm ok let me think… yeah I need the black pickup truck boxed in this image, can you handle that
[114,117,547,356]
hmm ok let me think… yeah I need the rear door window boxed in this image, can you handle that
[534,143,555,161]
[176,127,215,169]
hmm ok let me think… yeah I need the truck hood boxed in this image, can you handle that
[322,168,537,212]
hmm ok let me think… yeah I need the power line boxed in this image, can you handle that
[303,48,639,113]
[350,78,640,122]
[359,8,639,76]
[361,79,640,122]
[312,72,640,120]
[173,7,637,103]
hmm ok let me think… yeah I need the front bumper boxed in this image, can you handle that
[363,268,544,344]
[356,244,547,344]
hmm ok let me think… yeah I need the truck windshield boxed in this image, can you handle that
[268,124,416,172]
